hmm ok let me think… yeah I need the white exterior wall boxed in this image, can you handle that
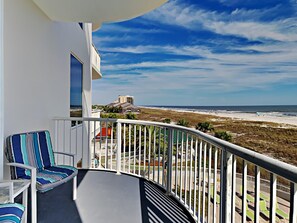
[3,0,93,176]
[4,0,92,136]
[0,0,4,180]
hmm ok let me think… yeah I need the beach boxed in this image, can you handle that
[142,106,297,127]
[137,106,297,166]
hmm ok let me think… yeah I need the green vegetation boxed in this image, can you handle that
[177,119,189,127]
[92,104,104,110]
[101,113,119,119]
[214,131,232,142]
[163,118,171,124]
[195,122,214,133]
[126,113,137,120]
[102,105,122,113]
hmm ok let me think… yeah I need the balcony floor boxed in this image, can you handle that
[30,170,194,223]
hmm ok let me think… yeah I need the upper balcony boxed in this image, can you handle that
[47,117,297,223]
[32,0,167,31]
[91,44,102,80]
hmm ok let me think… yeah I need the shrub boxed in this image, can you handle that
[103,106,122,113]
[177,119,189,127]
[163,118,171,124]
[196,122,214,133]
[126,113,136,120]
[101,113,119,119]
[214,131,232,142]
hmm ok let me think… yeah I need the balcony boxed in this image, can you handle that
[44,118,297,222]
[34,169,194,222]
[91,44,102,80]
[32,0,167,30]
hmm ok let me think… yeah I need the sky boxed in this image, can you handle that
[92,0,297,106]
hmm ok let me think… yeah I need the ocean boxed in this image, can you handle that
[147,105,297,117]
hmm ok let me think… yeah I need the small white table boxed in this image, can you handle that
[0,180,30,223]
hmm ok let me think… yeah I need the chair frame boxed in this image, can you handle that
[0,181,26,223]
[6,150,77,223]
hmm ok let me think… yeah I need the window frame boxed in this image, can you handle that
[70,53,84,119]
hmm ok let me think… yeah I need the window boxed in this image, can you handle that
[78,23,83,29]
[70,54,83,119]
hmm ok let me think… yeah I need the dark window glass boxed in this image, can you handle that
[70,55,83,120]
[78,23,83,29]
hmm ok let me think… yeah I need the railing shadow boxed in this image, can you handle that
[139,179,195,223]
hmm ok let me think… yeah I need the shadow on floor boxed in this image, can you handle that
[23,170,194,223]
[139,179,195,223]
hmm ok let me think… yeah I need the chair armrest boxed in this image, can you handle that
[0,181,13,188]
[6,163,35,170]
[0,181,13,202]
[6,163,36,189]
[53,152,77,167]
[53,151,75,158]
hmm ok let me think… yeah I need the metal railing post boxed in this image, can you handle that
[220,149,233,223]
[290,183,297,223]
[166,128,173,195]
[116,121,122,175]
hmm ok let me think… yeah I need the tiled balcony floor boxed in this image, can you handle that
[29,170,195,223]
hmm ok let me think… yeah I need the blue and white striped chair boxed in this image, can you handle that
[0,203,24,223]
[5,130,78,223]
[0,182,25,223]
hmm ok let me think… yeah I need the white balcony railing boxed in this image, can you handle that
[91,44,102,80]
[53,117,297,223]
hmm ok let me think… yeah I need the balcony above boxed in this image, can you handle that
[91,44,102,80]
[32,0,167,31]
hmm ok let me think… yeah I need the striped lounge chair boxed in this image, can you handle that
[5,130,78,223]
[0,203,24,223]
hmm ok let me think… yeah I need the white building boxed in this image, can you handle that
[118,95,135,105]
[0,0,167,179]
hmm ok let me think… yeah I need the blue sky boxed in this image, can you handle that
[92,0,297,106]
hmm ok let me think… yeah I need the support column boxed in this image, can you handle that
[220,150,233,223]
[0,0,4,180]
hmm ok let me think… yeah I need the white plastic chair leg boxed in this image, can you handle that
[73,176,77,200]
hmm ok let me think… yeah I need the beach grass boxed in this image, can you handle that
[136,107,297,167]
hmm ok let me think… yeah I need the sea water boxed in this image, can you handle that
[147,105,297,118]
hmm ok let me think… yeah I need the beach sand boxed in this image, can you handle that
[142,106,297,127]
[137,106,297,166]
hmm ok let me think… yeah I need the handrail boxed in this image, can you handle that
[92,43,101,58]
[53,117,297,183]
[53,117,297,222]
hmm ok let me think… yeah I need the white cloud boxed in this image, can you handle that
[100,44,211,58]
[143,0,297,41]
[92,0,297,105]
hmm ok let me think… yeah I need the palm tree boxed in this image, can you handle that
[177,119,189,127]
[195,122,214,133]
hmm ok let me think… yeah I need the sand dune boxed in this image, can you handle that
[143,107,297,127]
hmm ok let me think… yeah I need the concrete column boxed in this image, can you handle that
[0,0,4,180]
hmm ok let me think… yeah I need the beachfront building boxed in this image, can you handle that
[118,95,135,105]
[1,1,297,223]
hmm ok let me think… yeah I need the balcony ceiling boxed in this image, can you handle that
[32,0,167,30]
[92,67,102,80]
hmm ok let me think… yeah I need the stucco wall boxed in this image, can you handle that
[4,0,92,137]
[0,0,4,179]
[2,0,93,177]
